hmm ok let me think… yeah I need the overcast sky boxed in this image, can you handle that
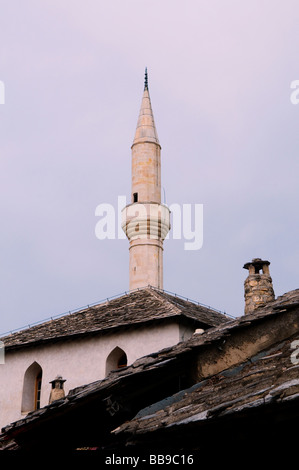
[0,0,298,334]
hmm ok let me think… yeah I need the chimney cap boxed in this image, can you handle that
[49,375,66,385]
[243,258,270,270]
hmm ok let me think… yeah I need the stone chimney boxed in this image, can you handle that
[49,376,66,404]
[243,258,275,315]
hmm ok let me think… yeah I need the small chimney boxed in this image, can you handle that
[49,376,66,404]
[243,258,275,315]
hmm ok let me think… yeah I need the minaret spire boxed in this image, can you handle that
[132,69,159,149]
[144,67,148,90]
[122,70,170,290]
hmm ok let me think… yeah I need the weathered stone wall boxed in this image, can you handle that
[195,307,299,381]
[244,273,275,314]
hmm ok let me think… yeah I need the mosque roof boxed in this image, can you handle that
[0,287,229,351]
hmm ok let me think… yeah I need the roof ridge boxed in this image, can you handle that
[0,286,231,339]
[0,287,230,348]
[146,287,182,315]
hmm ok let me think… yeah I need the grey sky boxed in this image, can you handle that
[0,0,298,334]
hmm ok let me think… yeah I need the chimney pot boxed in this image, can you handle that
[49,375,66,404]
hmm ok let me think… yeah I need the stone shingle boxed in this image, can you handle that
[0,287,229,350]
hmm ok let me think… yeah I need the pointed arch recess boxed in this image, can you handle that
[106,347,127,375]
[21,361,42,413]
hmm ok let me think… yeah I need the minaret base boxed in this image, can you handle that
[129,239,163,291]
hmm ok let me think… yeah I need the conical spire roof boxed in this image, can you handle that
[132,68,160,147]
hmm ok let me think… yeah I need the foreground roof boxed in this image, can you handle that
[1,288,298,453]
[0,287,229,351]
[116,323,299,438]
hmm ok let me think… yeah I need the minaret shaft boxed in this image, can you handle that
[122,70,170,290]
[129,239,163,289]
[131,142,161,203]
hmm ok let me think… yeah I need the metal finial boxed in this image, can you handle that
[144,67,148,90]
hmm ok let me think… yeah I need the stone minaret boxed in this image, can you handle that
[243,258,275,315]
[122,69,170,290]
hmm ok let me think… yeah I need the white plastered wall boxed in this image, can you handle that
[0,321,188,430]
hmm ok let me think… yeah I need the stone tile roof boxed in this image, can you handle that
[2,288,298,443]
[116,329,299,438]
[109,289,299,443]
[0,287,229,350]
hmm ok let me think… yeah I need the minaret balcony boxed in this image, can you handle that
[121,202,170,242]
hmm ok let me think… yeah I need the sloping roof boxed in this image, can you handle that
[109,289,299,449]
[0,287,229,350]
[2,288,298,448]
[115,329,299,438]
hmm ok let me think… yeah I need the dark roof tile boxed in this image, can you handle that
[0,287,229,350]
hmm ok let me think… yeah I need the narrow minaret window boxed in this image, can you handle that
[121,69,170,290]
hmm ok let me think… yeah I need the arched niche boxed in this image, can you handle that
[106,347,127,375]
[21,361,42,413]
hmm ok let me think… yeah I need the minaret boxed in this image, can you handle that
[122,69,170,290]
